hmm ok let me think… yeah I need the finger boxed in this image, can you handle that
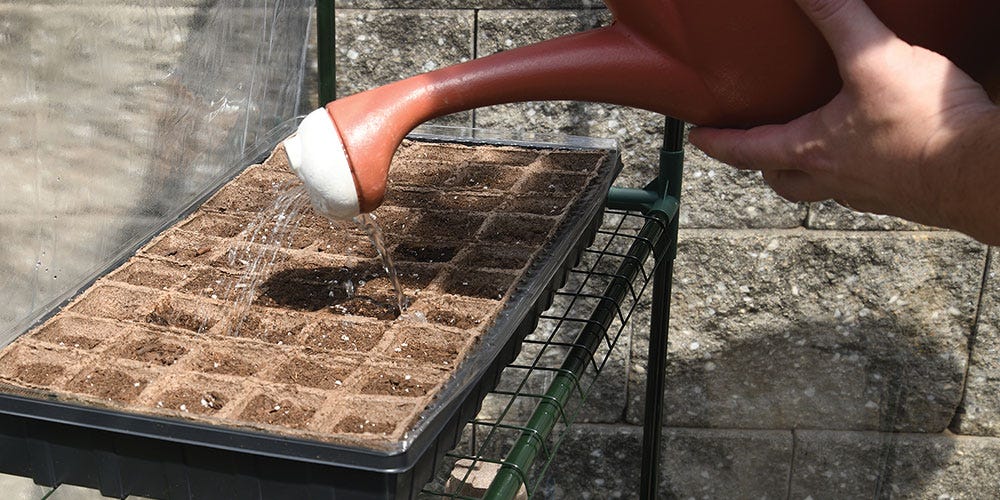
[688,115,821,171]
[793,0,895,66]
[761,169,830,203]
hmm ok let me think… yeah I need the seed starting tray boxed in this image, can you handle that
[0,128,619,499]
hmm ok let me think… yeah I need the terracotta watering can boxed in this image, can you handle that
[283,0,1000,219]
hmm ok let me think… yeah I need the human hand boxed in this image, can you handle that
[688,0,1000,243]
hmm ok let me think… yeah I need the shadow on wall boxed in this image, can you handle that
[634,231,988,497]
[666,316,965,432]
[660,316,962,497]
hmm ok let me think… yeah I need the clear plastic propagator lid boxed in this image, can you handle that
[0,0,314,344]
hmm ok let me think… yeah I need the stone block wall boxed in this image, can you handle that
[321,3,999,497]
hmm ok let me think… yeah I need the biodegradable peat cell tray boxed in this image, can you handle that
[0,133,618,499]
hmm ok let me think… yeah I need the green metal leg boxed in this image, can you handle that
[485,212,671,499]
[484,117,684,499]
[639,117,684,500]
[640,252,674,498]
[315,0,336,105]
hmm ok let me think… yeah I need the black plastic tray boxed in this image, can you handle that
[0,127,619,499]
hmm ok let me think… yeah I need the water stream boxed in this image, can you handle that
[220,183,311,336]
[217,184,407,336]
[352,212,408,312]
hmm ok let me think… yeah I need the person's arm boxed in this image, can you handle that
[688,0,1000,245]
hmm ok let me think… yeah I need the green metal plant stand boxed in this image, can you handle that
[314,5,682,497]
[417,117,683,500]
[471,118,683,500]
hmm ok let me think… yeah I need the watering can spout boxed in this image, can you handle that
[285,0,999,220]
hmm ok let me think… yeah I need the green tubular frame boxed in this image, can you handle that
[316,0,336,105]
[313,4,683,497]
[484,118,683,500]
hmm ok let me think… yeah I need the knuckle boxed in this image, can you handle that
[794,141,830,172]
[791,114,834,172]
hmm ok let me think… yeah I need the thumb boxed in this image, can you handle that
[688,111,824,172]
[794,0,894,67]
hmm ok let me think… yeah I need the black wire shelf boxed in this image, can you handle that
[421,208,671,499]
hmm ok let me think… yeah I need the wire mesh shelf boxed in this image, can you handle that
[420,208,671,499]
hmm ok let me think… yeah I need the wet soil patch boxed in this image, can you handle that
[390,263,439,290]
[179,267,239,299]
[392,243,458,263]
[258,265,401,320]
[257,266,382,309]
